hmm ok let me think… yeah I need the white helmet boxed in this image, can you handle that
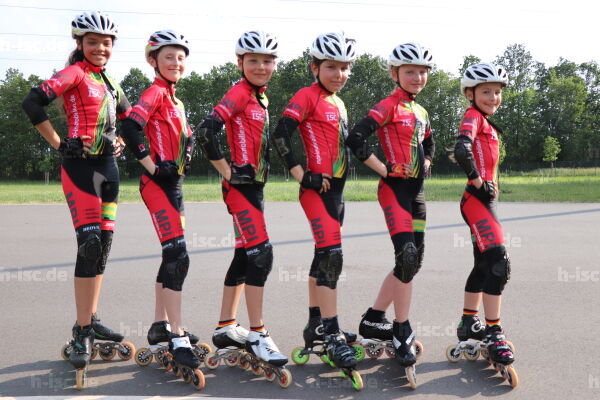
[71,11,118,39]
[461,63,509,95]
[235,30,279,56]
[310,32,357,62]
[145,30,190,59]
[388,42,433,68]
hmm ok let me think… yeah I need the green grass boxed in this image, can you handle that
[1,168,599,204]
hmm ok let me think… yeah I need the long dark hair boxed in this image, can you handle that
[67,38,85,66]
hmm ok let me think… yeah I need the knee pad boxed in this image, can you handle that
[315,246,343,289]
[245,242,273,287]
[224,247,248,286]
[393,242,419,283]
[97,230,113,275]
[75,228,102,278]
[483,245,511,295]
[160,239,189,291]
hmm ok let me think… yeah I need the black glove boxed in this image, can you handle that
[229,163,255,184]
[154,160,179,180]
[474,180,496,202]
[301,171,327,190]
[57,138,84,158]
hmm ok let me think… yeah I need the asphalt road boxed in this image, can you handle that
[1,201,599,399]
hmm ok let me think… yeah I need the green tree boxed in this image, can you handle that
[120,68,151,103]
[542,136,561,168]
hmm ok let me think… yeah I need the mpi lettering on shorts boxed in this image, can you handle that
[237,209,258,244]
[66,192,79,225]
[154,209,173,239]
[474,219,495,247]
[311,217,325,245]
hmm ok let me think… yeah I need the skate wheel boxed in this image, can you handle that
[99,347,116,361]
[350,370,363,391]
[164,354,174,372]
[445,344,461,363]
[319,353,331,365]
[385,346,396,359]
[415,340,424,360]
[264,366,276,382]
[174,365,182,377]
[353,344,366,362]
[238,355,250,370]
[224,352,239,367]
[366,346,384,359]
[193,343,212,362]
[506,340,516,353]
[90,347,98,360]
[506,365,518,388]
[75,369,85,391]
[251,362,263,376]
[464,348,480,361]
[118,342,135,361]
[480,347,489,359]
[192,369,206,390]
[134,348,153,367]
[406,365,417,390]
[291,346,309,365]
[277,368,292,388]
[61,344,71,361]
[182,368,192,383]
[204,352,220,370]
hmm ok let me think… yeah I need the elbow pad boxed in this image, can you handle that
[22,88,50,126]
[454,136,480,180]
[271,116,300,169]
[346,116,379,162]
[120,118,149,160]
[195,115,224,160]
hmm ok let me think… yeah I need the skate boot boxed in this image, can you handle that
[483,324,518,387]
[291,316,364,365]
[446,314,487,363]
[392,320,419,389]
[240,330,292,388]
[457,314,486,342]
[147,320,201,345]
[323,331,363,391]
[135,321,211,367]
[204,323,249,369]
[69,324,94,391]
[88,314,135,362]
[164,333,205,390]
[359,311,394,359]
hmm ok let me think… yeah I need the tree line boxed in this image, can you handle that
[1,43,599,180]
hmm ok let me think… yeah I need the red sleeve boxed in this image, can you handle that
[367,97,394,127]
[212,84,250,123]
[127,85,162,128]
[458,108,481,141]
[38,65,83,102]
[282,87,313,123]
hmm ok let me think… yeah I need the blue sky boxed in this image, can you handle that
[1,0,598,81]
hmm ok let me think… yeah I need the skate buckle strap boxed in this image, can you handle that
[172,336,192,349]
[165,322,172,332]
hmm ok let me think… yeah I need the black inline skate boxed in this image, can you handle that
[135,320,211,367]
[445,317,518,388]
[322,331,363,391]
[392,320,419,389]
[162,333,205,389]
[291,316,365,366]
[68,324,94,390]
[62,314,135,365]
[359,311,423,361]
